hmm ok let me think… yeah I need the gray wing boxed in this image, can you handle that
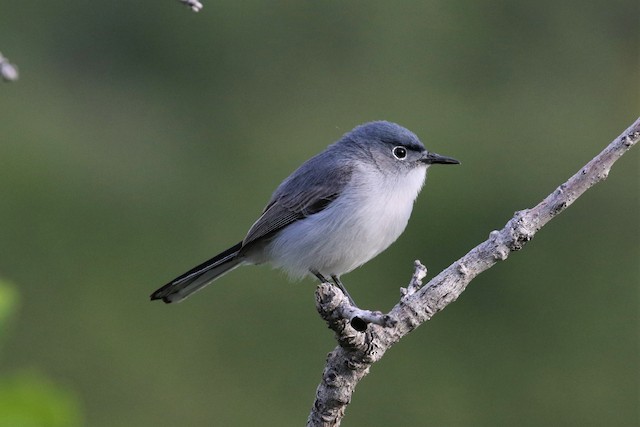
[242,152,353,248]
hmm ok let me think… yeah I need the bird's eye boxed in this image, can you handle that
[392,146,407,160]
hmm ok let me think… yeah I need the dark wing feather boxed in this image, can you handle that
[242,203,301,246]
[242,157,353,248]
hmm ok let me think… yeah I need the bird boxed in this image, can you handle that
[150,121,459,304]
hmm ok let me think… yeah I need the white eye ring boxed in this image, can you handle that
[392,146,407,160]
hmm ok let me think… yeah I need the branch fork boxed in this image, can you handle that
[316,260,428,339]
[315,283,396,335]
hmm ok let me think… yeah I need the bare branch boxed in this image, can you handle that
[178,0,203,12]
[0,52,19,82]
[307,117,640,427]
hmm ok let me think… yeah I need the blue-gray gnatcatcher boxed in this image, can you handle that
[151,121,459,304]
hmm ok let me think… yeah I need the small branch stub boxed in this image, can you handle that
[178,0,203,12]
[400,260,427,296]
[0,52,18,82]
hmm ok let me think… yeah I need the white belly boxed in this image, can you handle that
[265,165,427,278]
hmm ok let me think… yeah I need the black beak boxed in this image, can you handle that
[421,151,460,165]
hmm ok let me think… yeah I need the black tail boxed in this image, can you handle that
[150,242,243,303]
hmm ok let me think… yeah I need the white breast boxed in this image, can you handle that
[265,164,427,279]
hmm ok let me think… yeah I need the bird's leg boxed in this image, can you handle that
[312,271,331,284]
[311,271,356,306]
[331,275,371,331]
[331,275,356,307]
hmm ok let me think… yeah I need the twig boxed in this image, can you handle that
[178,0,203,12]
[400,260,427,297]
[0,52,18,82]
[307,117,640,427]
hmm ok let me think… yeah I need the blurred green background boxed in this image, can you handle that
[1,1,638,426]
